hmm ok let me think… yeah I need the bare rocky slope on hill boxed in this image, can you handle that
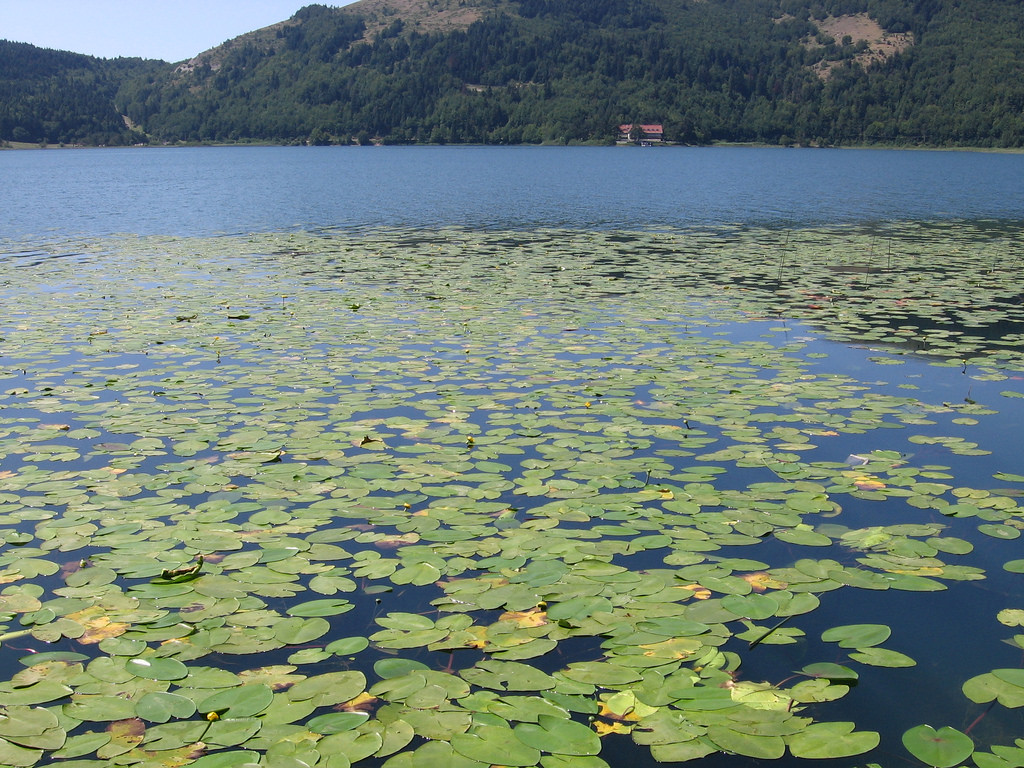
[3,0,1023,147]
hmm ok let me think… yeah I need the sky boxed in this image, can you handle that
[2,0,356,62]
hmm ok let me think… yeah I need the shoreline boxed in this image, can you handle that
[4,139,1023,154]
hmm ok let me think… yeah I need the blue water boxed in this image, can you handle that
[2,143,1024,768]
[2,145,1023,240]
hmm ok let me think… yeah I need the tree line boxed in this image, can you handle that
[0,41,158,145]
[2,0,1023,148]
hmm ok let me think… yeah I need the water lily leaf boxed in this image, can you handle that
[199,684,275,718]
[0,706,63,749]
[997,609,1024,627]
[326,636,371,656]
[125,656,190,681]
[0,739,42,767]
[800,663,859,683]
[308,712,370,734]
[286,598,355,617]
[204,717,263,748]
[648,739,718,762]
[274,616,330,645]
[539,755,611,768]
[491,637,559,661]
[560,662,643,687]
[392,561,442,586]
[188,751,261,767]
[669,686,737,711]
[707,726,785,759]
[382,739,487,768]
[287,671,366,706]
[63,694,138,722]
[721,593,779,620]
[789,678,850,703]
[136,691,198,722]
[372,627,450,649]
[849,647,917,667]
[51,730,112,759]
[376,612,437,631]
[962,672,1024,708]
[451,725,542,766]
[636,618,710,637]
[979,524,1020,540]
[546,597,613,622]
[788,721,879,758]
[821,623,891,648]
[375,658,430,679]
[143,720,209,752]
[461,661,556,692]
[514,715,601,756]
[902,724,974,767]
[373,718,416,757]
[0,680,73,705]
[774,528,833,547]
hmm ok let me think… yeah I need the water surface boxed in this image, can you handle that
[2,146,1022,240]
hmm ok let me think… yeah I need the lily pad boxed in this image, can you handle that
[125,656,190,681]
[788,721,879,758]
[451,725,542,766]
[199,684,275,718]
[902,724,974,767]
[821,623,891,648]
[514,715,602,756]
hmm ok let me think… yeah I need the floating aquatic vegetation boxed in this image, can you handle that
[0,222,1022,767]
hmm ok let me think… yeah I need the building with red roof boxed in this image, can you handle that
[618,124,664,144]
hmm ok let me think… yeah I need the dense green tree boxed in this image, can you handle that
[2,0,1023,148]
[0,41,160,144]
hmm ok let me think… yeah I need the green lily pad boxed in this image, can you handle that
[204,717,263,748]
[287,671,366,706]
[375,658,430,679]
[199,684,275,718]
[821,623,891,648]
[800,663,859,683]
[902,724,974,767]
[125,656,190,681]
[849,647,917,667]
[286,598,355,617]
[0,706,64,750]
[514,715,601,756]
[560,662,643,686]
[308,712,370,734]
[326,636,371,655]
[188,751,261,767]
[707,726,785,759]
[0,739,42,767]
[721,593,780,620]
[452,725,542,766]
[273,616,331,645]
[963,670,1024,707]
[136,691,198,722]
[788,721,880,758]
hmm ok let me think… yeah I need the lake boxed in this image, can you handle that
[1,146,1024,768]
[2,145,1024,239]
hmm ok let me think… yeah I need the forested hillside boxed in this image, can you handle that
[3,0,1024,147]
[0,41,160,145]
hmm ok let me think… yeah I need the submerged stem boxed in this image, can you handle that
[748,614,794,649]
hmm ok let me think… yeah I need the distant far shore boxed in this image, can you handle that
[3,139,1022,154]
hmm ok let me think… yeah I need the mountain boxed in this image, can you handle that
[0,40,162,146]
[4,0,1024,148]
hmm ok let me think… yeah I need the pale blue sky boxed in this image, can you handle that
[2,1,356,62]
